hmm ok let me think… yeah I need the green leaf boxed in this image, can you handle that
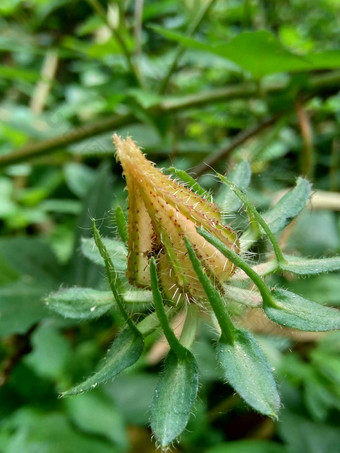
[217,330,280,417]
[265,289,340,331]
[263,177,311,233]
[0,252,19,284]
[66,392,128,448]
[206,440,288,453]
[46,287,115,319]
[240,177,311,249]
[64,162,96,199]
[216,161,251,213]
[46,287,154,319]
[62,328,144,396]
[2,408,118,453]
[80,237,127,271]
[278,410,340,453]
[169,167,210,198]
[0,237,61,284]
[0,282,49,336]
[280,255,340,275]
[151,28,340,78]
[151,350,199,447]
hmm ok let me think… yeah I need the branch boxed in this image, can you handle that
[191,115,278,177]
[0,113,134,167]
[1,70,340,168]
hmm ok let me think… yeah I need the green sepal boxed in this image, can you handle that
[61,327,144,396]
[265,289,340,332]
[115,205,128,244]
[217,329,280,417]
[185,237,280,417]
[169,166,210,199]
[151,350,199,448]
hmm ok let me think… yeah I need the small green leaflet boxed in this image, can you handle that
[62,328,144,396]
[151,350,199,448]
[265,289,340,332]
[216,161,251,213]
[217,330,280,417]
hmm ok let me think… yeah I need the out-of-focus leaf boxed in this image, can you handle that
[0,237,61,284]
[66,392,128,449]
[287,211,339,256]
[284,274,340,306]
[1,408,118,453]
[151,28,340,77]
[104,373,159,425]
[68,163,114,287]
[0,282,49,336]
[206,440,288,453]
[80,237,127,271]
[64,163,96,199]
[25,325,71,381]
[278,410,340,453]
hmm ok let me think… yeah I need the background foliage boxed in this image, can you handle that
[0,0,340,452]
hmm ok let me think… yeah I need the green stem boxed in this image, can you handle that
[180,305,199,349]
[137,305,173,336]
[158,0,217,94]
[218,174,287,265]
[197,228,278,309]
[86,0,142,86]
[150,258,188,358]
[184,238,236,344]
[92,220,139,333]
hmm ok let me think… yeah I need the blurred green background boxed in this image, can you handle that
[0,0,340,452]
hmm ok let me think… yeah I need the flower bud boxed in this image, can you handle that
[114,134,239,304]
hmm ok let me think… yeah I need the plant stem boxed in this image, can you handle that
[2,70,340,168]
[185,238,236,344]
[192,115,278,177]
[158,0,217,94]
[86,0,142,86]
[92,220,139,333]
[197,228,277,308]
[150,258,188,358]
[217,174,287,265]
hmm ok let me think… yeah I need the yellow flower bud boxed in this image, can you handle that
[114,134,239,304]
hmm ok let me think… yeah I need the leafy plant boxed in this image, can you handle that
[46,136,340,448]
